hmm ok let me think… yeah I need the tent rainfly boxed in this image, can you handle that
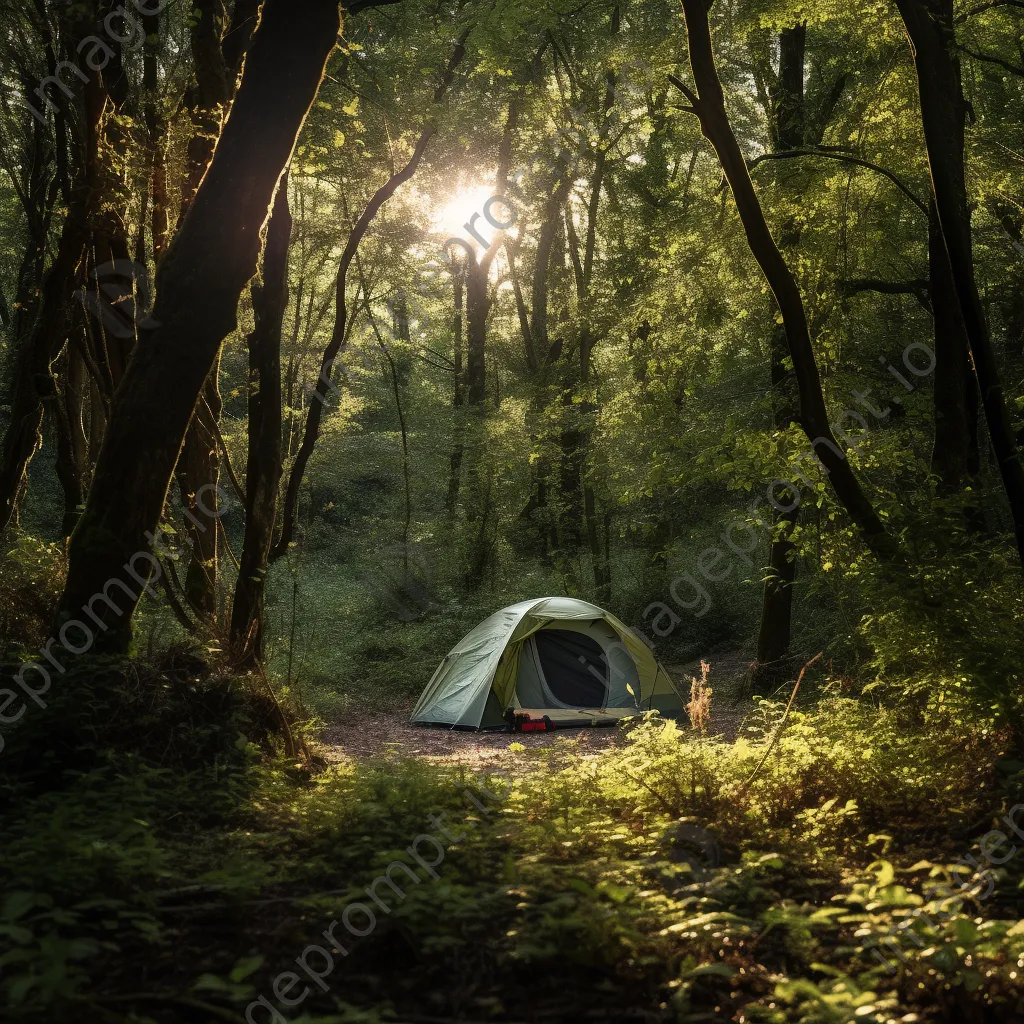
[411,597,683,729]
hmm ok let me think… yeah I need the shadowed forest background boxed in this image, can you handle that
[2,0,1024,1021]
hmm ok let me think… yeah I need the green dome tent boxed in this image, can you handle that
[411,597,683,729]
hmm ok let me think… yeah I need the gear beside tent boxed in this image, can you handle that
[411,596,683,730]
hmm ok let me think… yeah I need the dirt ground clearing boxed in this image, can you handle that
[319,651,754,767]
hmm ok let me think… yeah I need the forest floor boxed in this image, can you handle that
[319,649,753,767]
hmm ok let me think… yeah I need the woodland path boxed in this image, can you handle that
[319,651,754,768]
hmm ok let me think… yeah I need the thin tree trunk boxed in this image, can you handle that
[50,330,90,539]
[58,0,342,648]
[895,0,1024,561]
[373,299,413,583]
[754,24,806,689]
[177,378,222,619]
[446,266,465,514]
[465,253,488,407]
[928,200,974,491]
[230,175,291,665]
[563,8,618,596]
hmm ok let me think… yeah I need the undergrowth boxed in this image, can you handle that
[2,653,1023,1024]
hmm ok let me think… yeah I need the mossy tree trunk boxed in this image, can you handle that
[230,175,291,666]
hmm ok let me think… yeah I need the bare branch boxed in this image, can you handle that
[960,45,1024,77]
[955,0,1024,22]
[667,72,700,108]
[747,148,929,216]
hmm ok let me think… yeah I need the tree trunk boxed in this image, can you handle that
[176,379,222,619]
[446,266,465,514]
[58,0,342,648]
[230,175,291,665]
[465,253,488,408]
[562,9,617,595]
[51,339,88,538]
[173,0,252,618]
[516,177,571,559]
[928,200,974,492]
[673,0,890,553]
[895,0,1024,561]
[754,24,806,689]
[0,198,90,535]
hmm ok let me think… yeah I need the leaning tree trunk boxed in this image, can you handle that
[230,175,291,665]
[672,0,891,555]
[57,0,342,648]
[895,0,1024,562]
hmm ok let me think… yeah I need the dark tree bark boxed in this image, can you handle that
[51,336,89,538]
[180,0,233,220]
[928,200,977,492]
[754,24,806,689]
[528,176,572,365]
[672,0,890,553]
[456,91,526,585]
[174,0,256,619]
[0,193,91,536]
[272,29,470,560]
[0,43,99,537]
[895,0,1024,561]
[230,175,291,665]
[57,0,343,648]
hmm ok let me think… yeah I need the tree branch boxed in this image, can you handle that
[960,45,1024,77]
[746,148,929,216]
[840,277,931,312]
[955,0,1024,21]
[667,72,699,108]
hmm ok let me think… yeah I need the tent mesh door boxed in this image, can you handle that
[533,629,608,707]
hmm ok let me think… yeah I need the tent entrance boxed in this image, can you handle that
[532,628,609,708]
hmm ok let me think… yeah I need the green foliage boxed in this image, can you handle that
[0,536,65,653]
[4,683,1023,1022]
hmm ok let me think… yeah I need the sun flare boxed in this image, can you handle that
[432,183,498,240]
